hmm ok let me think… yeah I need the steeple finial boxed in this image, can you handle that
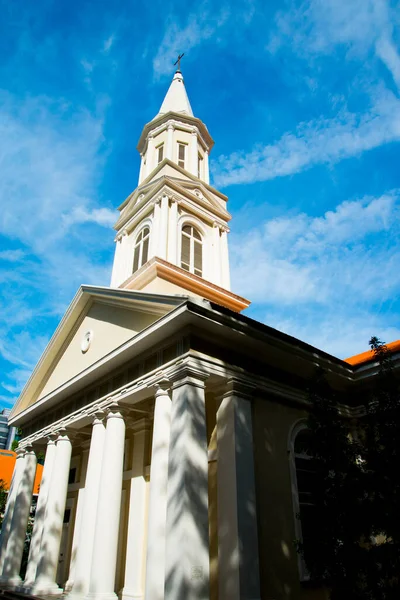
[173,53,184,73]
[156,62,193,117]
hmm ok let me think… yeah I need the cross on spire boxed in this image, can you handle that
[174,53,184,72]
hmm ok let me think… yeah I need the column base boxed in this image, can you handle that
[120,590,144,600]
[64,579,74,593]
[31,580,64,596]
[0,575,22,589]
[85,593,119,600]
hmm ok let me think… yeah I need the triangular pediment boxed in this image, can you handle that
[10,286,186,419]
[116,161,231,232]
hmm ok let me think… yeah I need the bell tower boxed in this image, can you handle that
[110,67,250,313]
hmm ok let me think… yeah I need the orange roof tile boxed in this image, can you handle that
[345,340,400,366]
[0,450,43,494]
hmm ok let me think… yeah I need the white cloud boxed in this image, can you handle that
[231,190,400,357]
[152,6,229,77]
[103,34,115,54]
[232,190,400,315]
[63,206,116,228]
[212,91,400,187]
[0,92,114,403]
[0,249,25,262]
[269,0,400,91]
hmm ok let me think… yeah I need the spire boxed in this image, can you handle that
[157,69,194,117]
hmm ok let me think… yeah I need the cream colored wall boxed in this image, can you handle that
[139,277,198,299]
[253,397,328,600]
[151,163,192,181]
[39,303,159,400]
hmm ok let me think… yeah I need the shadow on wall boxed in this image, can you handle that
[253,399,328,600]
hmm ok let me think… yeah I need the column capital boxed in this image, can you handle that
[216,376,256,401]
[105,400,126,420]
[15,446,26,458]
[88,405,106,424]
[167,362,209,389]
[153,375,171,396]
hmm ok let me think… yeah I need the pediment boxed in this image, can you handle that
[10,287,186,419]
[116,164,231,233]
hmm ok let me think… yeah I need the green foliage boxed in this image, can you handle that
[301,338,400,599]
[11,439,19,451]
[0,478,7,528]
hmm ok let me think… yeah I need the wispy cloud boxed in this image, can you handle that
[0,91,114,401]
[232,191,400,303]
[212,90,400,187]
[152,6,229,77]
[0,249,26,262]
[268,0,400,91]
[232,191,400,357]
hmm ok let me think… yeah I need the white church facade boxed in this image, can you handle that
[0,68,391,600]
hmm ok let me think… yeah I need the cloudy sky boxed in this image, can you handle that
[1,0,400,409]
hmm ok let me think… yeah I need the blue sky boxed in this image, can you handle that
[1,0,400,409]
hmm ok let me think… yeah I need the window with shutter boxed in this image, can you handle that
[197,153,203,178]
[178,143,186,169]
[181,224,203,276]
[132,226,150,274]
[157,144,164,164]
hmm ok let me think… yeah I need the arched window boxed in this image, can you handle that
[181,225,202,276]
[132,226,150,273]
[289,424,316,579]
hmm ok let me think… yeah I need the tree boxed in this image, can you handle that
[299,338,400,599]
[0,478,7,529]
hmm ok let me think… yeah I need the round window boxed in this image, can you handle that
[81,330,93,353]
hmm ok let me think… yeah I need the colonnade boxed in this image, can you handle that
[0,368,261,600]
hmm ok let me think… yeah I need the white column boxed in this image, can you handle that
[167,198,178,265]
[111,230,129,288]
[121,419,151,600]
[212,224,221,286]
[220,228,231,290]
[138,154,145,184]
[204,151,210,185]
[166,124,174,160]
[164,366,210,600]
[158,194,169,261]
[150,199,161,258]
[32,429,73,596]
[23,435,57,589]
[145,135,155,177]
[86,403,125,600]
[68,411,106,600]
[217,380,260,600]
[0,447,37,586]
[0,448,26,574]
[190,130,198,177]
[64,485,85,593]
[144,383,171,600]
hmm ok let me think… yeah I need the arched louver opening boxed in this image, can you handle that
[181,225,202,277]
[132,226,150,273]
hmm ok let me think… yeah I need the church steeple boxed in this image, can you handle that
[110,68,250,313]
[157,70,193,117]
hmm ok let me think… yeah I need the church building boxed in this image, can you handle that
[0,67,398,600]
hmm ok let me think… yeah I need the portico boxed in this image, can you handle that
[0,341,261,600]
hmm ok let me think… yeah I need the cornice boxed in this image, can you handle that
[121,257,250,313]
[137,111,214,154]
